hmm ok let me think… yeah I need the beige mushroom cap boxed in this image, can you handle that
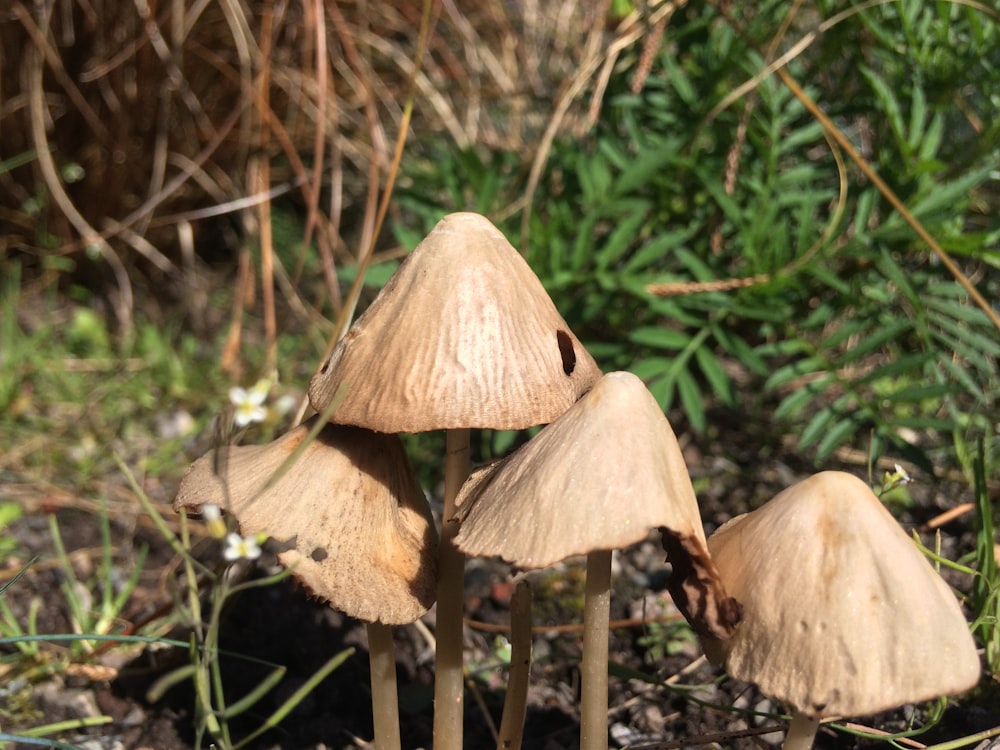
[455,371,704,566]
[174,419,437,625]
[308,212,601,433]
[455,371,741,638]
[704,471,980,718]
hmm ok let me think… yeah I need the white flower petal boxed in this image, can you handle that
[223,532,263,561]
[223,533,244,561]
[249,375,274,402]
[247,387,269,406]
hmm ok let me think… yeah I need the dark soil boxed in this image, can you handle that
[2,422,995,750]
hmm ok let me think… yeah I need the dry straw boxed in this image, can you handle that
[2,0,606,339]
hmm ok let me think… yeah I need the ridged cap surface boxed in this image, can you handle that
[174,419,437,624]
[308,212,601,432]
[704,471,980,717]
[454,372,703,566]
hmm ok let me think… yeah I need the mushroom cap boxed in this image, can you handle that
[704,471,980,718]
[308,212,602,433]
[174,419,437,625]
[454,371,707,567]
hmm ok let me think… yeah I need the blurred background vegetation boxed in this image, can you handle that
[1,0,998,492]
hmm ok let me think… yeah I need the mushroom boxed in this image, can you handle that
[307,211,601,433]
[307,212,602,749]
[174,417,437,750]
[702,471,981,749]
[454,371,740,750]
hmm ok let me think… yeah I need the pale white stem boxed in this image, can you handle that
[580,549,612,750]
[783,711,821,750]
[366,621,401,750]
[433,428,471,750]
[496,579,532,750]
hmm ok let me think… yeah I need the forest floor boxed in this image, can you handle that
[1,292,997,750]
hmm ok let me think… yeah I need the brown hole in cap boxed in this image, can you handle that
[310,546,328,562]
[556,330,576,375]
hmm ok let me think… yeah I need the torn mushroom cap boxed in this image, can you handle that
[174,418,437,625]
[308,212,602,433]
[454,371,740,639]
[703,471,980,718]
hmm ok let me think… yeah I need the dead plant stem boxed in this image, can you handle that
[775,68,1000,332]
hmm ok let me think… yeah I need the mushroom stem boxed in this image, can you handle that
[783,712,820,750]
[433,428,471,750]
[366,621,401,750]
[580,549,612,750]
[496,579,532,750]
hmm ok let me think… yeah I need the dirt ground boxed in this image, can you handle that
[3,412,997,750]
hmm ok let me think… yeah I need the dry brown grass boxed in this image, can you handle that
[0,0,645,334]
[5,0,996,371]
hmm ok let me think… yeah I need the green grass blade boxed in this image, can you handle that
[232,647,355,750]
[219,665,287,719]
[0,557,37,596]
[145,663,198,703]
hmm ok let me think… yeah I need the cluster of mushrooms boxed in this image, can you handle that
[175,213,980,750]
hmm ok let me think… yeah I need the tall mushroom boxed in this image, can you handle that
[702,471,981,749]
[174,417,437,750]
[307,212,602,749]
[454,371,740,750]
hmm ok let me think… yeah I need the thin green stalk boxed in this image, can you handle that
[220,664,286,719]
[580,550,612,750]
[178,510,206,641]
[12,715,113,738]
[0,633,190,649]
[114,453,212,578]
[433,428,471,750]
[146,664,198,703]
[0,556,35,595]
[207,575,232,747]
[232,648,355,749]
[46,514,91,650]
[924,723,1000,750]
[972,438,999,673]
[191,633,221,738]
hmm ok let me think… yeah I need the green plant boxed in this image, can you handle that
[637,618,696,665]
[0,550,116,749]
[0,560,42,665]
[971,440,999,676]
[0,498,145,680]
[0,502,23,563]
[47,498,148,656]
[395,1,999,477]
[0,262,29,413]
[123,458,353,750]
[0,447,350,750]
[0,717,114,750]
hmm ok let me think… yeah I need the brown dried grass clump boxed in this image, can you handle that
[1,0,675,333]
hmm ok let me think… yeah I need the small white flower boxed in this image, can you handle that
[229,386,268,427]
[223,532,262,561]
[201,504,227,539]
[893,463,913,485]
